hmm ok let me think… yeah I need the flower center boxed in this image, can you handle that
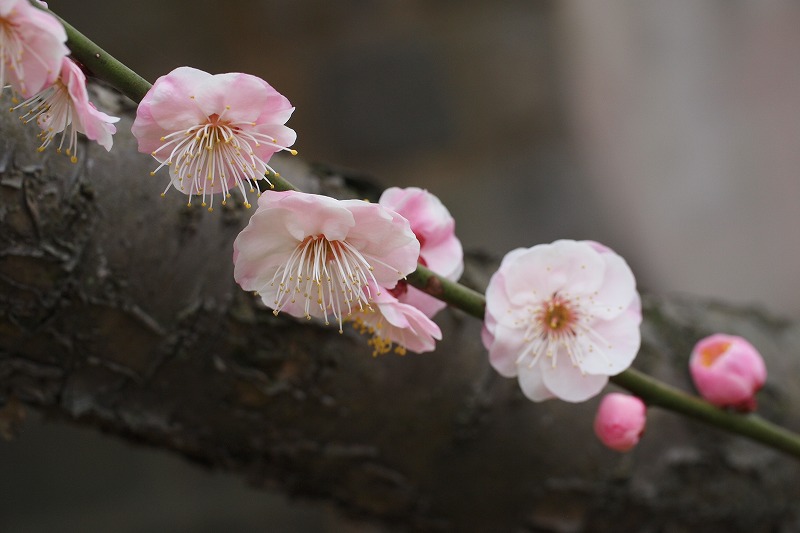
[513,291,611,373]
[536,294,578,337]
[270,235,379,333]
[149,104,296,211]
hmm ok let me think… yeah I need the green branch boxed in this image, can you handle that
[52,6,800,460]
[406,265,486,319]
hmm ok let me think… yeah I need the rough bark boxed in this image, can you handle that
[2,91,800,532]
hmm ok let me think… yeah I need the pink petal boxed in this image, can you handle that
[502,241,605,306]
[62,59,119,151]
[344,201,420,284]
[378,186,463,280]
[193,72,269,122]
[5,3,68,96]
[145,67,210,129]
[259,191,355,242]
[398,286,447,319]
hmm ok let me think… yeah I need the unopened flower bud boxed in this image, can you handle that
[594,393,646,452]
[689,334,767,412]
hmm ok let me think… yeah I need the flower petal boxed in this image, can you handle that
[502,241,605,306]
[518,366,556,402]
[540,361,609,403]
[146,67,210,129]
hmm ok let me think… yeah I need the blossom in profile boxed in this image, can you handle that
[0,0,68,98]
[352,283,442,356]
[13,57,119,161]
[233,191,419,333]
[132,67,296,210]
[689,333,766,412]
[594,393,646,452]
[378,186,463,318]
[483,240,641,403]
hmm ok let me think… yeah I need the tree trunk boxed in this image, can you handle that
[2,91,800,532]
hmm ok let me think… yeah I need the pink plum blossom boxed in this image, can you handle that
[131,66,296,210]
[0,0,68,97]
[13,57,119,161]
[689,333,767,412]
[233,190,420,333]
[483,240,642,403]
[352,282,442,356]
[594,393,646,452]
[378,186,463,318]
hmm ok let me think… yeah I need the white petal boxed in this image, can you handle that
[503,241,605,307]
[578,297,642,375]
[487,322,525,378]
[590,250,638,320]
[540,360,609,402]
[518,366,556,402]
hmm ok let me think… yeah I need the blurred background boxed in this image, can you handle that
[4,0,800,530]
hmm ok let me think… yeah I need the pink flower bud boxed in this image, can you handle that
[593,393,646,452]
[689,334,767,412]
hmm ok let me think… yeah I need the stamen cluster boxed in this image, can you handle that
[233,191,420,333]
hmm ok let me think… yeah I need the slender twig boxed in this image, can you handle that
[50,4,800,460]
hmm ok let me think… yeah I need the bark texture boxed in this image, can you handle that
[2,91,800,532]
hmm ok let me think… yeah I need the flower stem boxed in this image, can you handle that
[54,7,800,460]
[406,265,486,319]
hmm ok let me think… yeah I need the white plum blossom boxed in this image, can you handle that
[483,240,641,402]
